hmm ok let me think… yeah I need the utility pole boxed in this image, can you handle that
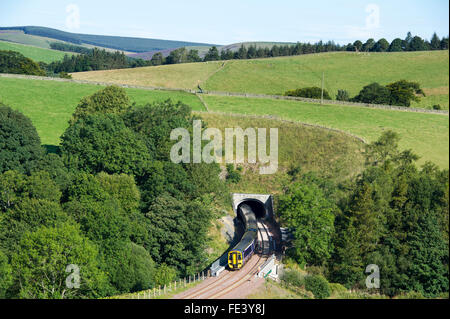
[321,72,324,104]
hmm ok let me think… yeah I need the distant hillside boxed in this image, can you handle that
[127,42,297,60]
[71,50,449,110]
[127,48,175,60]
[0,40,68,63]
[0,26,215,53]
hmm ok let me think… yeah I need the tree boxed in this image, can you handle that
[0,250,12,298]
[374,38,389,52]
[0,50,46,76]
[11,222,107,298]
[409,36,427,51]
[150,52,164,66]
[146,193,213,275]
[61,114,151,176]
[404,31,413,50]
[362,38,375,52]
[388,38,403,52]
[154,263,177,286]
[329,131,449,296]
[0,105,43,174]
[278,183,335,266]
[285,87,331,100]
[70,85,130,124]
[122,99,193,161]
[203,46,220,61]
[386,80,425,107]
[440,36,449,50]
[351,82,391,105]
[430,33,441,50]
[353,40,363,52]
[187,49,201,62]
[166,47,188,64]
[237,45,248,59]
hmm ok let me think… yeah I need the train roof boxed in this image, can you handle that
[232,229,257,252]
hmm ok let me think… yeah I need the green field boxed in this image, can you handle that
[71,61,224,89]
[1,76,448,169]
[0,30,59,49]
[72,50,449,109]
[0,77,205,145]
[0,40,68,63]
[203,51,449,109]
[202,95,449,168]
[197,112,365,195]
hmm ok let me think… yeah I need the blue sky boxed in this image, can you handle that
[0,0,448,45]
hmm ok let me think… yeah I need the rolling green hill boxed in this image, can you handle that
[0,40,68,63]
[0,77,205,145]
[71,61,224,89]
[202,51,449,109]
[0,26,215,53]
[71,50,449,109]
[0,76,448,169]
[202,95,449,168]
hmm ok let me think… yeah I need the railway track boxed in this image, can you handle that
[178,219,271,299]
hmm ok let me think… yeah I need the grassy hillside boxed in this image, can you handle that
[0,40,68,63]
[0,30,61,49]
[0,77,205,145]
[0,26,215,53]
[71,61,224,89]
[203,51,449,109]
[71,50,449,109]
[202,95,449,168]
[197,112,365,195]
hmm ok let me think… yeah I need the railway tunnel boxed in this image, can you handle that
[232,193,274,221]
[237,200,266,221]
[210,193,280,276]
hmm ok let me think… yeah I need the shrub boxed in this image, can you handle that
[226,164,241,183]
[285,87,331,100]
[281,269,304,287]
[304,274,331,299]
[58,71,72,79]
[329,282,348,296]
[432,104,442,110]
[336,89,350,101]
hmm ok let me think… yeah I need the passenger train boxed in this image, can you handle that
[227,203,258,270]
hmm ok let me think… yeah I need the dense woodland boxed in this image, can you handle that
[0,50,46,76]
[0,85,448,298]
[279,132,449,297]
[0,86,226,298]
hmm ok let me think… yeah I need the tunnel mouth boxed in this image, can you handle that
[237,200,266,220]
